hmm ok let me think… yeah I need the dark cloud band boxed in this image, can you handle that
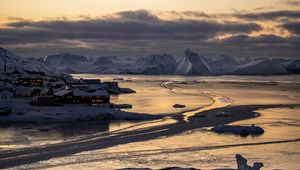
[0,10,299,58]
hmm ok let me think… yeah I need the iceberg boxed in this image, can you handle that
[136,54,177,74]
[176,49,215,75]
[227,58,287,75]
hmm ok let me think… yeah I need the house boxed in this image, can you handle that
[71,79,103,91]
[102,82,119,88]
[73,89,110,103]
[53,89,73,97]
[14,86,41,97]
[53,89,110,104]
[82,79,101,84]
[16,77,43,86]
[31,96,60,106]
[41,88,53,96]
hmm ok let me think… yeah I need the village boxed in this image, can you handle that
[0,72,136,112]
[0,48,164,124]
[0,50,138,119]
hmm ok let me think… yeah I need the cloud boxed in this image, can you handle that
[158,11,211,19]
[0,10,261,45]
[282,21,300,34]
[206,34,300,58]
[115,10,160,21]
[284,0,300,6]
[219,34,287,44]
[234,10,300,20]
[0,10,299,58]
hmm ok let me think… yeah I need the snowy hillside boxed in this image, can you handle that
[43,53,178,75]
[93,56,114,65]
[44,53,92,73]
[0,47,61,77]
[176,49,215,75]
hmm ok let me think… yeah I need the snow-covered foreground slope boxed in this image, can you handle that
[0,47,62,77]
[0,99,162,123]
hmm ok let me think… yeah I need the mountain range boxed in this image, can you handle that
[1,47,299,76]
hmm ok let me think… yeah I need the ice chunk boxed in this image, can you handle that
[236,154,264,170]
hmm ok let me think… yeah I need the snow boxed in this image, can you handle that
[208,54,238,74]
[14,86,40,96]
[45,53,95,73]
[136,54,177,74]
[2,47,295,76]
[176,49,215,75]
[283,60,300,74]
[53,89,73,96]
[93,56,114,65]
[106,87,136,94]
[0,47,62,77]
[227,58,287,75]
[0,99,162,123]
[0,90,13,99]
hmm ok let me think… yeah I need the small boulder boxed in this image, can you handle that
[248,124,264,135]
[212,124,264,136]
[111,104,133,109]
[173,104,186,108]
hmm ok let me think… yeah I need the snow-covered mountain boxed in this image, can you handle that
[44,53,92,73]
[281,60,300,74]
[2,47,296,76]
[136,54,177,74]
[93,56,114,65]
[208,54,238,74]
[41,49,296,75]
[0,47,61,77]
[176,49,215,75]
[43,53,178,75]
[226,58,287,75]
[45,53,88,64]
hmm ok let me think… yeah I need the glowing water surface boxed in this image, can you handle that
[1,75,300,169]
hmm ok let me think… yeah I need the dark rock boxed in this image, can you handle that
[236,154,263,170]
[173,104,186,108]
[212,124,264,136]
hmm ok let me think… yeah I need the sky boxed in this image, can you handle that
[0,0,300,58]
